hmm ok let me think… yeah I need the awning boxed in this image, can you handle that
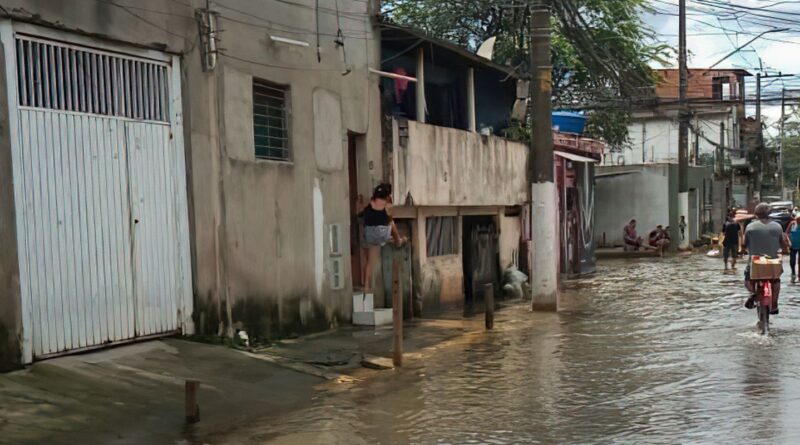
[554,150,598,164]
[595,170,641,179]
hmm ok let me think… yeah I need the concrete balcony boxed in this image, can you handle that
[390,118,529,207]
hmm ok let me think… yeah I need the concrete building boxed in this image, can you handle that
[595,164,714,247]
[375,25,602,314]
[0,0,382,369]
[597,68,754,248]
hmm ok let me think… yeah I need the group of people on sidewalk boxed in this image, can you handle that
[622,219,672,256]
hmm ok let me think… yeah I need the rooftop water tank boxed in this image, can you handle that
[552,111,588,135]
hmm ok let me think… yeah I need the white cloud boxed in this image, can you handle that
[644,2,800,127]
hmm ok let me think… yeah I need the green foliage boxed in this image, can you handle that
[584,108,631,146]
[772,107,800,191]
[382,0,671,146]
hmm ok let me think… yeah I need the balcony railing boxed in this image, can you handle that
[553,132,604,159]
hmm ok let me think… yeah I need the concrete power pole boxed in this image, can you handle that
[781,88,786,199]
[675,0,689,250]
[530,0,558,311]
[756,73,763,201]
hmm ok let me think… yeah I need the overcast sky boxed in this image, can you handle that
[644,0,800,130]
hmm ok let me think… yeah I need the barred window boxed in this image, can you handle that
[15,35,170,122]
[253,79,289,161]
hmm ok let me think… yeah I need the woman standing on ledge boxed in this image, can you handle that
[358,183,406,293]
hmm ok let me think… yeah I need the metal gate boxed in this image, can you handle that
[4,28,193,361]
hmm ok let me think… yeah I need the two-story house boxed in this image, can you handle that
[367,24,602,316]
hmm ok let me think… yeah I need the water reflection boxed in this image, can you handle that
[229,255,800,444]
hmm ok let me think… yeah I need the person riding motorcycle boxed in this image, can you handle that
[744,203,789,314]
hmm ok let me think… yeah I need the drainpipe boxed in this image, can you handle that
[467,67,476,132]
[416,47,426,123]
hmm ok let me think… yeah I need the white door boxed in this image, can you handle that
[127,122,183,336]
[6,32,192,360]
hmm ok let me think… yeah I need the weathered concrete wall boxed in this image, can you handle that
[410,207,464,312]
[0,39,22,370]
[595,164,715,247]
[191,0,383,340]
[393,119,528,207]
[595,165,671,247]
[0,0,383,347]
[499,214,521,270]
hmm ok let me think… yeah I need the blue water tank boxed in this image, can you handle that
[552,112,588,135]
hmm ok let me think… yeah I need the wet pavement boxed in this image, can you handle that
[220,254,800,444]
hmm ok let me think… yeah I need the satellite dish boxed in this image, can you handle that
[477,36,496,60]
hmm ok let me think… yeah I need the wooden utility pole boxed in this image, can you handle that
[530,0,558,311]
[675,0,689,250]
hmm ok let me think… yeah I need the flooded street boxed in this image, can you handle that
[237,255,800,444]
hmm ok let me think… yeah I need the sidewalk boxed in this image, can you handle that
[0,303,519,444]
[0,339,322,445]
[246,312,494,379]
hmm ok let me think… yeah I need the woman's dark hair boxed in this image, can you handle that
[373,183,392,200]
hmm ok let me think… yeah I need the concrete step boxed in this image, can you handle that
[353,308,392,326]
[353,292,374,312]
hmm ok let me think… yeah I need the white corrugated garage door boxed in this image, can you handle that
[3,27,193,362]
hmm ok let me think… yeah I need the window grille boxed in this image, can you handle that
[15,35,169,122]
[253,79,289,160]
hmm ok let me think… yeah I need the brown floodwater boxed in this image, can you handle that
[229,255,800,444]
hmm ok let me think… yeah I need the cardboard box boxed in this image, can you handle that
[750,256,783,280]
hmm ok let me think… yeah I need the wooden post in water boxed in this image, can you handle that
[185,380,200,423]
[392,258,403,367]
[484,283,494,330]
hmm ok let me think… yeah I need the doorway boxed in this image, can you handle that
[348,134,365,289]
[462,215,499,314]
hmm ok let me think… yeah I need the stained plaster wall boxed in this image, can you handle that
[0,0,383,354]
[393,119,529,207]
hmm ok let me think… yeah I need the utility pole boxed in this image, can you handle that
[756,73,762,125]
[718,122,725,176]
[781,88,786,198]
[529,0,558,311]
[675,0,689,250]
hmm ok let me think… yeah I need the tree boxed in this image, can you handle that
[773,107,800,193]
[381,0,671,147]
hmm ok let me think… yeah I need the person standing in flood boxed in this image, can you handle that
[786,215,800,283]
[679,215,687,241]
[722,215,741,271]
[358,183,406,293]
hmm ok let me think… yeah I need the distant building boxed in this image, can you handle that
[596,68,757,248]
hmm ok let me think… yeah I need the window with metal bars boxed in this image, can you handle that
[253,79,290,161]
[15,36,170,122]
